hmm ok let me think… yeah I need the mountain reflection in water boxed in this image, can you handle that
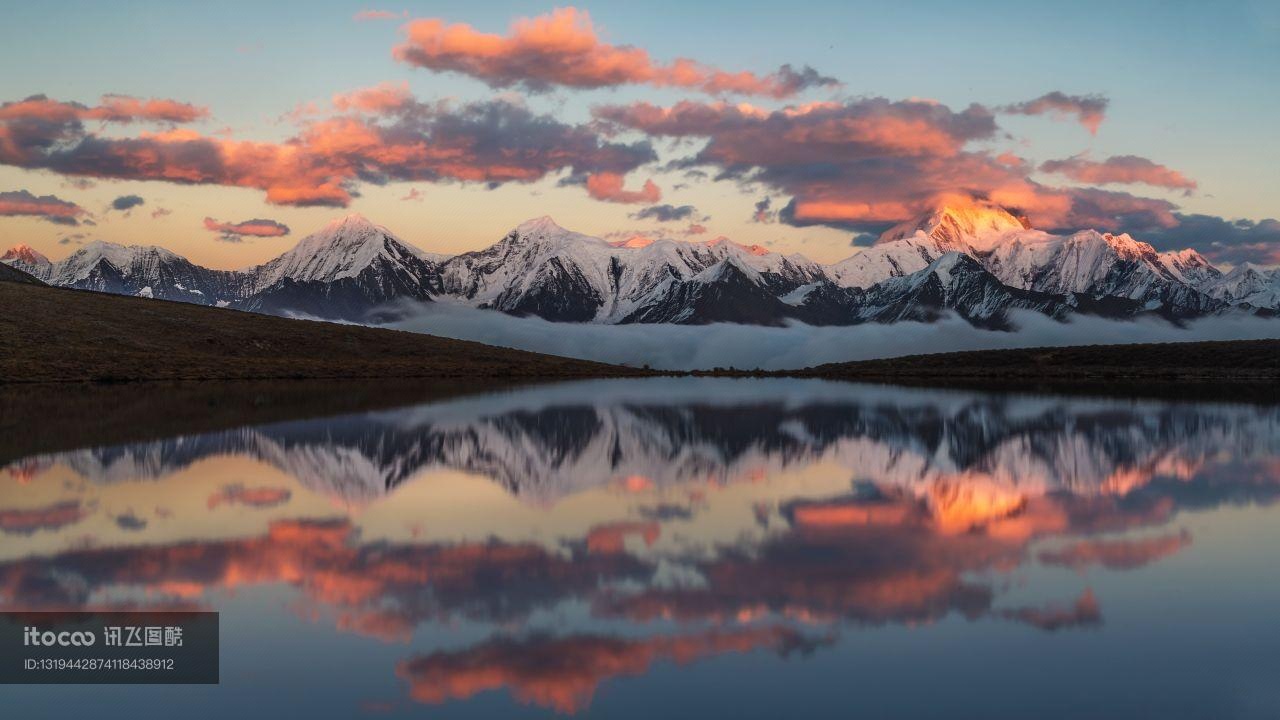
[3,378,1279,719]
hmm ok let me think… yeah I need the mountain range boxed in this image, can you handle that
[5,203,1279,328]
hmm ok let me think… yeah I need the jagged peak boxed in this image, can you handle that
[707,235,771,256]
[324,212,378,231]
[2,243,50,264]
[1223,261,1267,278]
[609,235,656,249]
[515,215,566,236]
[693,255,764,285]
[71,238,182,261]
[879,200,1029,249]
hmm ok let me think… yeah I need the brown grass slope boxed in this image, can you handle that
[0,263,44,285]
[0,281,646,383]
[798,339,1280,383]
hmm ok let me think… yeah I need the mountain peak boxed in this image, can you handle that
[515,215,566,236]
[2,243,50,265]
[609,235,656,249]
[321,212,379,235]
[879,200,1029,251]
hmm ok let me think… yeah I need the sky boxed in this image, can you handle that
[0,0,1277,269]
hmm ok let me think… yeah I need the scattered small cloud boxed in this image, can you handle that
[752,197,775,223]
[0,189,86,225]
[111,194,145,212]
[1001,91,1109,134]
[202,216,291,241]
[631,204,696,222]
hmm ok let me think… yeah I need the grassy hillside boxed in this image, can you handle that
[0,281,646,383]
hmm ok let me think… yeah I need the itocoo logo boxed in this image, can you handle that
[23,627,96,646]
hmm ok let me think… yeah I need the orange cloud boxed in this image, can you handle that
[1040,154,1197,192]
[0,94,207,124]
[0,95,656,208]
[332,82,413,114]
[393,8,837,98]
[0,189,86,225]
[595,96,1183,233]
[585,172,661,204]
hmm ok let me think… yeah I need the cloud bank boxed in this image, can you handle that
[380,302,1280,371]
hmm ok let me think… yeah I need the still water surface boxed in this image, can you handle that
[3,378,1279,718]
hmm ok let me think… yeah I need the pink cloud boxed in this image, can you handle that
[1040,154,1197,192]
[203,216,291,240]
[1002,91,1108,134]
[0,94,208,124]
[0,189,86,225]
[332,82,413,114]
[595,96,1182,233]
[393,8,836,98]
[0,94,656,208]
[586,172,661,204]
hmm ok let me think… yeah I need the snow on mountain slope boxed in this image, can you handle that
[439,216,619,322]
[439,217,827,323]
[249,214,440,290]
[828,203,1038,290]
[618,256,799,325]
[1,244,52,281]
[238,214,445,320]
[14,240,240,304]
[983,230,1225,317]
[878,201,1030,251]
[852,253,1074,328]
[828,235,964,289]
[1198,263,1280,310]
[6,203,1271,328]
[1159,248,1222,287]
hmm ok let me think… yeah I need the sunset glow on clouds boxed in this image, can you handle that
[0,189,86,225]
[203,216,291,241]
[0,3,1275,268]
[393,8,838,98]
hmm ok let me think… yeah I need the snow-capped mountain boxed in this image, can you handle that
[850,253,1076,329]
[1,244,52,280]
[982,230,1227,318]
[31,239,242,304]
[878,201,1030,251]
[1198,263,1280,310]
[4,203,1274,328]
[237,214,447,320]
[437,217,825,323]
